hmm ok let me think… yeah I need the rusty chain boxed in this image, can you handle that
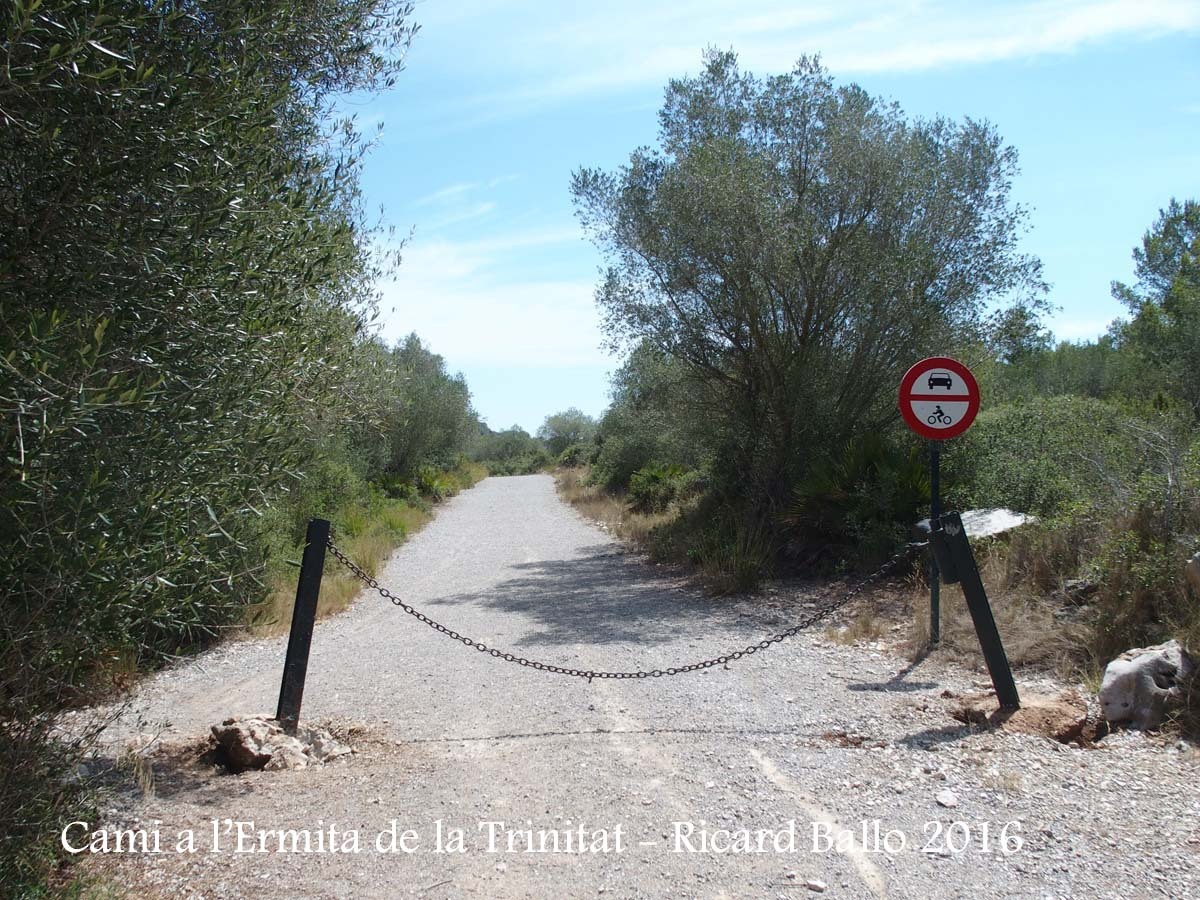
[325,537,925,682]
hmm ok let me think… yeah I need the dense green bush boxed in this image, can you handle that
[0,1,431,889]
[944,396,1177,518]
[538,408,598,457]
[557,441,599,468]
[629,464,688,512]
[592,422,659,492]
[470,423,552,475]
[482,450,552,476]
[788,434,930,565]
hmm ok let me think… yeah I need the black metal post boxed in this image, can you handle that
[930,512,1020,710]
[929,441,941,646]
[276,518,330,733]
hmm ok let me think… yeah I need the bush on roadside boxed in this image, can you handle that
[480,450,552,476]
[787,434,930,566]
[628,464,688,512]
[945,413,1200,717]
[944,396,1149,518]
[557,442,599,468]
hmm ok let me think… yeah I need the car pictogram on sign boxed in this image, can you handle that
[927,372,953,389]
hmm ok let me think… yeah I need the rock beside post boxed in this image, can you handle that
[210,716,352,772]
[1098,640,1196,730]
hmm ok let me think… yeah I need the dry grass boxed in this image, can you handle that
[554,467,678,544]
[905,543,1089,677]
[825,609,886,645]
[982,769,1026,795]
[248,501,434,637]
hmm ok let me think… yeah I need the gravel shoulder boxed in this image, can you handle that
[85,474,1199,899]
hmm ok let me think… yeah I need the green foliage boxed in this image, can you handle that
[589,343,709,492]
[573,50,1041,513]
[381,335,477,480]
[470,424,551,475]
[628,463,688,513]
[944,396,1188,518]
[1111,198,1200,417]
[0,0,427,889]
[482,450,552,477]
[788,434,930,565]
[556,441,599,468]
[591,413,660,491]
[538,408,598,457]
[685,517,776,595]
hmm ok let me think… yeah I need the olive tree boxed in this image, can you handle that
[572,51,1043,510]
[538,407,598,456]
[0,0,415,885]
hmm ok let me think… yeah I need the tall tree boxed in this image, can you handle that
[384,334,476,478]
[1111,199,1200,416]
[571,51,1043,509]
[538,407,598,456]
[0,2,415,884]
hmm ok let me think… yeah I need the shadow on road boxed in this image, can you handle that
[847,647,940,694]
[895,723,981,749]
[430,545,761,648]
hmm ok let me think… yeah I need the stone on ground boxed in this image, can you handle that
[210,716,351,772]
[1099,640,1196,730]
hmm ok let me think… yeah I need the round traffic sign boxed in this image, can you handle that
[898,356,980,441]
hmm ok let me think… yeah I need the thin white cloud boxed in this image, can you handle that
[410,175,519,208]
[422,201,497,229]
[411,0,1200,118]
[411,181,480,207]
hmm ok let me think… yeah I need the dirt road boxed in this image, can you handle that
[91,475,1198,899]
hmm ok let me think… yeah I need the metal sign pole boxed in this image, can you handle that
[930,441,941,646]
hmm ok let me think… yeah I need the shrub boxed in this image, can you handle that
[687,518,776,594]
[481,450,552,477]
[627,463,704,513]
[0,0,420,886]
[590,428,658,492]
[787,434,930,565]
[557,442,598,468]
[945,396,1146,517]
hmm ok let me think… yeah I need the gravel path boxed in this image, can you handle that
[88,475,1199,899]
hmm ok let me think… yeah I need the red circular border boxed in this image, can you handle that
[898,356,980,441]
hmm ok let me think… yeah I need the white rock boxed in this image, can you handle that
[209,716,351,772]
[1099,640,1196,730]
[806,879,827,893]
[936,789,959,808]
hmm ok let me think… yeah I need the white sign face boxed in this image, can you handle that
[898,357,980,441]
[909,368,970,427]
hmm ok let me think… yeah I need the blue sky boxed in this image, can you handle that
[351,0,1200,433]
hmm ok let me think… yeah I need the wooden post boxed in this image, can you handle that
[276,518,329,733]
